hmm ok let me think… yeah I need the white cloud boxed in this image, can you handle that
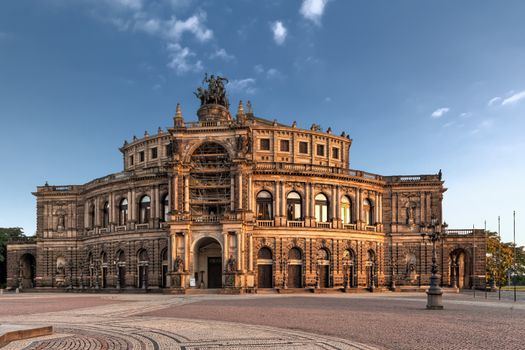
[93,2,213,75]
[487,97,502,107]
[108,0,143,11]
[501,90,525,106]
[431,107,450,118]
[266,68,284,79]
[166,43,203,75]
[459,112,472,118]
[253,65,284,80]
[443,121,455,128]
[300,0,329,25]
[254,64,264,74]
[210,48,234,61]
[135,18,161,34]
[228,78,257,94]
[324,97,332,103]
[271,21,287,45]
[166,12,213,42]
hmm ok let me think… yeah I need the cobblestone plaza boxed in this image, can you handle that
[0,292,523,349]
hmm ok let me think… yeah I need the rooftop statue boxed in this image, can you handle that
[194,73,230,109]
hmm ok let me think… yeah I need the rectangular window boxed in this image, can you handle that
[129,155,134,166]
[316,144,325,156]
[332,147,339,159]
[260,138,270,151]
[299,141,308,154]
[280,139,290,152]
[151,147,158,159]
[139,151,145,162]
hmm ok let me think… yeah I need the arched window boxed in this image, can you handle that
[160,194,169,222]
[89,205,95,229]
[102,201,110,228]
[139,195,151,224]
[314,193,329,223]
[256,190,273,220]
[119,198,128,226]
[364,198,374,225]
[258,247,273,260]
[341,196,352,224]
[287,192,302,221]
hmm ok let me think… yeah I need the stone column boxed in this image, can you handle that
[184,176,190,213]
[230,177,235,211]
[154,186,160,227]
[379,193,383,224]
[426,192,431,222]
[237,232,242,271]
[332,186,337,227]
[375,192,379,225]
[247,175,252,211]
[238,173,243,210]
[223,232,229,270]
[130,189,136,223]
[248,233,254,271]
[420,192,425,225]
[184,232,190,271]
[274,181,280,225]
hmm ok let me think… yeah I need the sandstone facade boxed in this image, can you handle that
[7,98,487,292]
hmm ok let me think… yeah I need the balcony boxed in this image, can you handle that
[287,220,304,228]
[365,225,377,232]
[256,220,275,227]
[115,225,127,232]
[316,222,332,229]
[343,223,357,230]
[99,228,110,234]
[135,223,150,230]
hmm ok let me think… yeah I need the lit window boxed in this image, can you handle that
[139,195,151,224]
[286,192,302,221]
[119,198,128,226]
[314,193,329,222]
[256,191,273,220]
[341,196,352,224]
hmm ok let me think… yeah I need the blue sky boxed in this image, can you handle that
[0,0,524,245]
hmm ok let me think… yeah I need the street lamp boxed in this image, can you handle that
[420,217,448,310]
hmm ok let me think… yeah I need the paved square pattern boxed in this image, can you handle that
[0,292,523,349]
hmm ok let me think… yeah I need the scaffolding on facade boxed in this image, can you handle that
[189,142,232,217]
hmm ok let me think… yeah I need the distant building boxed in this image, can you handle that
[7,76,487,292]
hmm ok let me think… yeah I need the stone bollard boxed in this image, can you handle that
[15,288,19,294]
[0,289,3,295]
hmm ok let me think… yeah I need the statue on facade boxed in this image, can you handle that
[194,73,230,108]
[226,255,236,272]
[174,255,184,273]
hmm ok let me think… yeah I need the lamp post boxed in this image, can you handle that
[420,217,448,310]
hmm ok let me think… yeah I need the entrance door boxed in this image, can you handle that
[118,266,126,288]
[161,265,168,288]
[101,267,108,288]
[288,264,302,288]
[319,265,329,288]
[258,265,272,288]
[207,257,222,288]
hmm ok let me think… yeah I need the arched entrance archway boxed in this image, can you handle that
[450,249,468,288]
[115,249,126,289]
[257,247,273,288]
[193,237,222,288]
[317,248,330,288]
[366,249,377,289]
[19,253,36,288]
[161,248,168,288]
[342,249,356,288]
[287,248,303,288]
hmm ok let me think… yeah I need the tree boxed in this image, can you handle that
[0,227,24,263]
[486,232,514,287]
[0,227,25,287]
